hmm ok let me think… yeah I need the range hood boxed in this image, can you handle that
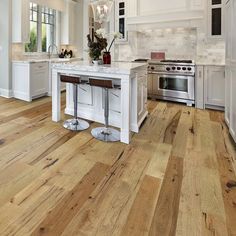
[127,9,204,31]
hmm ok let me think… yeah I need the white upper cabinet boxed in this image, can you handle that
[61,0,77,45]
[125,0,204,27]
[207,0,224,38]
[12,0,30,43]
[115,0,127,41]
[126,0,204,17]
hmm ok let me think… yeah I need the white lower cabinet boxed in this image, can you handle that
[12,62,49,102]
[204,66,225,109]
[195,65,225,110]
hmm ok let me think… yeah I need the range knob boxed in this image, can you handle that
[151,66,155,70]
[166,67,171,71]
[182,67,187,71]
[177,67,181,70]
[188,67,192,71]
[172,67,176,70]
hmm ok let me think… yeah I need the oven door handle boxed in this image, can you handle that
[148,72,195,77]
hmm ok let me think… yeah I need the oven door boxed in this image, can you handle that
[153,73,195,100]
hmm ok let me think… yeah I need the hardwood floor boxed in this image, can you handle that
[0,94,236,236]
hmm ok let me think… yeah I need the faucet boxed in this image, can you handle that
[48,43,58,59]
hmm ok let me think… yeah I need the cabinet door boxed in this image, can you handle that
[225,0,232,62]
[147,74,153,96]
[230,67,236,141]
[12,0,30,43]
[78,84,93,106]
[30,62,49,97]
[137,79,143,117]
[232,0,236,65]
[207,0,224,38]
[205,66,225,107]
[109,89,121,113]
[225,66,231,126]
[61,0,76,45]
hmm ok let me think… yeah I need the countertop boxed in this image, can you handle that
[12,57,82,63]
[52,61,148,75]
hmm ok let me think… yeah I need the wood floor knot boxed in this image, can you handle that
[226,180,236,189]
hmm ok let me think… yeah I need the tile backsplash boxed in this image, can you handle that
[115,28,225,64]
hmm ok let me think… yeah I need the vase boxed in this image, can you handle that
[92,60,99,66]
[103,52,111,64]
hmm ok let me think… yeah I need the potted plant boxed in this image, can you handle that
[87,30,107,65]
[87,28,123,65]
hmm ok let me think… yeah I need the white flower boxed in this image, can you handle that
[96,28,107,38]
[112,32,123,39]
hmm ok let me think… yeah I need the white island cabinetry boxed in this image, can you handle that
[51,61,148,144]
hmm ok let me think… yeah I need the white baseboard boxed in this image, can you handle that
[0,88,13,98]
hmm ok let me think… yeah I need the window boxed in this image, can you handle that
[25,3,56,53]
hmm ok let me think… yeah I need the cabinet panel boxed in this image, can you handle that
[30,62,49,97]
[78,84,93,106]
[230,68,236,141]
[232,0,236,63]
[12,0,30,43]
[204,66,225,107]
[225,66,231,126]
[195,66,204,109]
[139,0,186,15]
[61,0,76,45]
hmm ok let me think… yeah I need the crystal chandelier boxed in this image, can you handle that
[90,0,114,23]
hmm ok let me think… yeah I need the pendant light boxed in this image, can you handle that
[90,0,114,23]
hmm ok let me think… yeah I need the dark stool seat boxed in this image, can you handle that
[89,78,120,142]
[60,75,90,131]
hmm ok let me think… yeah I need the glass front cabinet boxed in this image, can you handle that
[208,0,224,38]
[115,0,127,41]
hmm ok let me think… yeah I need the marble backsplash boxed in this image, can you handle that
[114,28,225,65]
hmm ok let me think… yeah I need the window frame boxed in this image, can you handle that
[25,3,57,54]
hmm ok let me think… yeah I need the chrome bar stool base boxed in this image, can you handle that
[91,127,120,142]
[63,118,90,131]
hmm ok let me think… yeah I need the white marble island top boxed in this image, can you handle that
[52,61,147,75]
[52,60,148,144]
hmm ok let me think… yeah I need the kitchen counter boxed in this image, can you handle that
[12,57,82,63]
[195,62,225,66]
[52,61,147,75]
[51,61,148,144]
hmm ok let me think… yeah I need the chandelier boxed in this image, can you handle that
[90,0,114,23]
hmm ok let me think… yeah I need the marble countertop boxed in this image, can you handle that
[195,61,225,66]
[52,61,148,75]
[12,57,82,63]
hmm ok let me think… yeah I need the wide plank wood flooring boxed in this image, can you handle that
[0,94,236,236]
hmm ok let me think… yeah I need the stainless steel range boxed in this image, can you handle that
[147,60,195,106]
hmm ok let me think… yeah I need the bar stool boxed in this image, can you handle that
[89,78,120,142]
[60,75,90,131]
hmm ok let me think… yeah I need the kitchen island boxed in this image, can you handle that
[51,61,148,144]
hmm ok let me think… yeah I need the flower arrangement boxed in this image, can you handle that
[87,28,123,63]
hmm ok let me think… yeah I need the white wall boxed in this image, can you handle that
[0,0,12,97]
